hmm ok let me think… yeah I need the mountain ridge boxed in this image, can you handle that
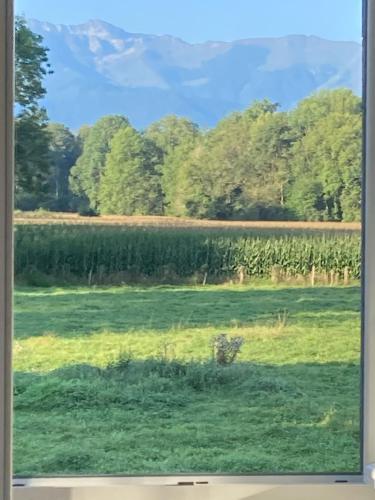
[27,18,362,129]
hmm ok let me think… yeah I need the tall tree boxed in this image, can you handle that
[15,110,51,209]
[146,115,199,153]
[243,99,279,122]
[15,17,52,208]
[174,100,293,220]
[246,111,295,217]
[46,123,81,211]
[77,125,91,148]
[146,115,200,215]
[99,127,163,215]
[288,112,362,221]
[69,115,129,211]
[291,89,362,134]
[15,16,51,110]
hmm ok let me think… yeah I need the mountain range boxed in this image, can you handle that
[28,19,362,130]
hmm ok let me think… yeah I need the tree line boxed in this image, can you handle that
[15,18,363,222]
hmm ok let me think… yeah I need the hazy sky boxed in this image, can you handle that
[15,0,363,43]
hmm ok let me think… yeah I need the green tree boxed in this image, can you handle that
[15,17,52,208]
[146,116,200,215]
[161,136,200,216]
[77,125,91,149]
[69,115,130,211]
[173,112,254,219]
[15,16,51,110]
[46,123,81,211]
[245,111,295,218]
[174,100,293,220]
[286,176,326,221]
[99,127,163,215]
[15,110,51,209]
[291,89,362,134]
[243,99,279,122]
[146,115,199,153]
[288,112,362,221]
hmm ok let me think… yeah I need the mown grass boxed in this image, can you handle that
[13,283,362,476]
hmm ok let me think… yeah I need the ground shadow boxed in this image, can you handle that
[14,285,361,339]
[13,358,361,476]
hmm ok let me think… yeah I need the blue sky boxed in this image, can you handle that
[15,0,363,43]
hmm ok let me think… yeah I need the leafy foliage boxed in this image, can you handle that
[15,16,51,110]
[15,109,51,208]
[212,334,245,366]
[99,127,163,215]
[173,92,362,222]
[15,17,52,206]
[287,91,362,222]
[46,123,82,211]
[69,115,130,211]
[146,115,200,215]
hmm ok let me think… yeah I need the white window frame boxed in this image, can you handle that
[2,0,375,498]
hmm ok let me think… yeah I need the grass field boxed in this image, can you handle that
[13,282,362,476]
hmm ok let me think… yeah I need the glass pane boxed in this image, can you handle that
[13,0,363,476]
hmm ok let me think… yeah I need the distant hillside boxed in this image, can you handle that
[28,19,362,129]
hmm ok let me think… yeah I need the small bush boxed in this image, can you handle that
[77,206,98,217]
[107,350,133,372]
[212,334,244,366]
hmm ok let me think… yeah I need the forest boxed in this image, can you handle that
[15,18,363,223]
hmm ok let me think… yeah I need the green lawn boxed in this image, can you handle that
[13,283,362,476]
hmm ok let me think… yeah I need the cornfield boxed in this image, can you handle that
[14,224,361,284]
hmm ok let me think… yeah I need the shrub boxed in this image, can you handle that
[212,334,244,366]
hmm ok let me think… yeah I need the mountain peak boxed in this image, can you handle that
[27,18,362,130]
[77,18,131,36]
